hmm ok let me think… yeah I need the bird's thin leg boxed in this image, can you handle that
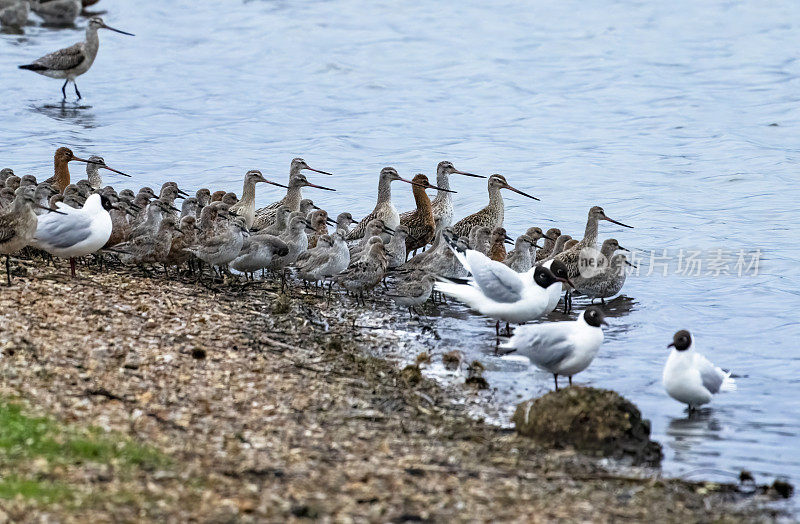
[568,376,573,387]
[553,374,559,391]
[495,321,500,337]
[69,257,76,277]
[5,255,11,286]
[505,322,511,336]
[73,81,81,100]
[61,79,68,100]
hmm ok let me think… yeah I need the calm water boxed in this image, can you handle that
[2,0,799,497]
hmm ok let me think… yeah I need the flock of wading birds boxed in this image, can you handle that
[0,150,735,409]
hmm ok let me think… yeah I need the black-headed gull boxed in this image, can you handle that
[501,306,608,390]
[32,192,114,277]
[662,330,736,411]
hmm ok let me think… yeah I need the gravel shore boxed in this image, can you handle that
[0,257,786,522]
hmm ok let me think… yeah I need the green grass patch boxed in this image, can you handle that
[0,400,168,503]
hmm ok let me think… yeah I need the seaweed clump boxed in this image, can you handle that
[513,387,662,466]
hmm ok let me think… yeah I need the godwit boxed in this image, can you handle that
[503,235,535,272]
[252,174,334,230]
[45,147,102,194]
[535,227,561,262]
[399,173,454,255]
[428,161,484,232]
[435,234,571,335]
[553,206,633,280]
[346,167,421,240]
[0,0,29,30]
[32,192,114,277]
[451,174,539,238]
[228,170,288,229]
[19,17,134,99]
[388,271,436,316]
[30,0,79,25]
[0,186,55,284]
[501,306,607,391]
[488,227,513,262]
[663,330,736,411]
[85,155,130,189]
[252,158,333,229]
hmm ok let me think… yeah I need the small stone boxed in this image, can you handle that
[770,479,794,499]
[192,347,207,360]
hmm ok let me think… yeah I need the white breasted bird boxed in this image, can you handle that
[662,330,736,411]
[501,306,607,390]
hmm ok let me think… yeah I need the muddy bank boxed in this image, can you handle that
[0,257,787,521]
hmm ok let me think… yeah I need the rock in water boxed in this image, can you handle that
[512,387,662,466]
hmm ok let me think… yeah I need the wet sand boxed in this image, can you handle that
[0,256,786,521]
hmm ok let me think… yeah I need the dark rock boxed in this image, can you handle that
[191,347,207,360]
[465,376,489,390]
[513,386,662,466]
[769,479,794,499]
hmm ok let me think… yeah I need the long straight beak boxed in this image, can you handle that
[604,215,634,228]
[70,156,95,164]
[625,260,638,268]
[503,183,540,201]
[544,234,558,241]
[305,166,333,176]
[325,217,337,226]
[504,239,515,246]
[618,245,630,252]
[265,180,290,189]
[103,24,135,36]
[667,342,675,348]
[427,182,456,193]
[35,203,67,215]
[176,188,190,197]
[454,169,486,179]
[306,182,336,191]
[100,164,131,177]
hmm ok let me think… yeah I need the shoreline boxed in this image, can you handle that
[0,256,788,521]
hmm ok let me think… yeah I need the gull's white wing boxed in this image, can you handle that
[505,322,577,369]
[463,249,524,303]
[33,212,92,250]
[695,353,727,394]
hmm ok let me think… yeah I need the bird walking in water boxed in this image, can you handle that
[662,330,736,411]
[501,306,608,391]
[18,17,134,100]
[30,0,80,25]
[451,174,539,238]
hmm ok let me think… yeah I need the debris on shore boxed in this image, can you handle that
[0,258,788,521]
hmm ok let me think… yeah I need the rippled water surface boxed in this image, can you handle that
[2,0,799,497]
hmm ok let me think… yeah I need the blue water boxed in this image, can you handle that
[2,0,799,497]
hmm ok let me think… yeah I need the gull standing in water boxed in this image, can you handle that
[451,174,539,238]
[18,17,134,99]
[663,330,736,411]
[501,306,607,391]
[229,169,288,229]
[435,234,572,335]
[32,192,115,277]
